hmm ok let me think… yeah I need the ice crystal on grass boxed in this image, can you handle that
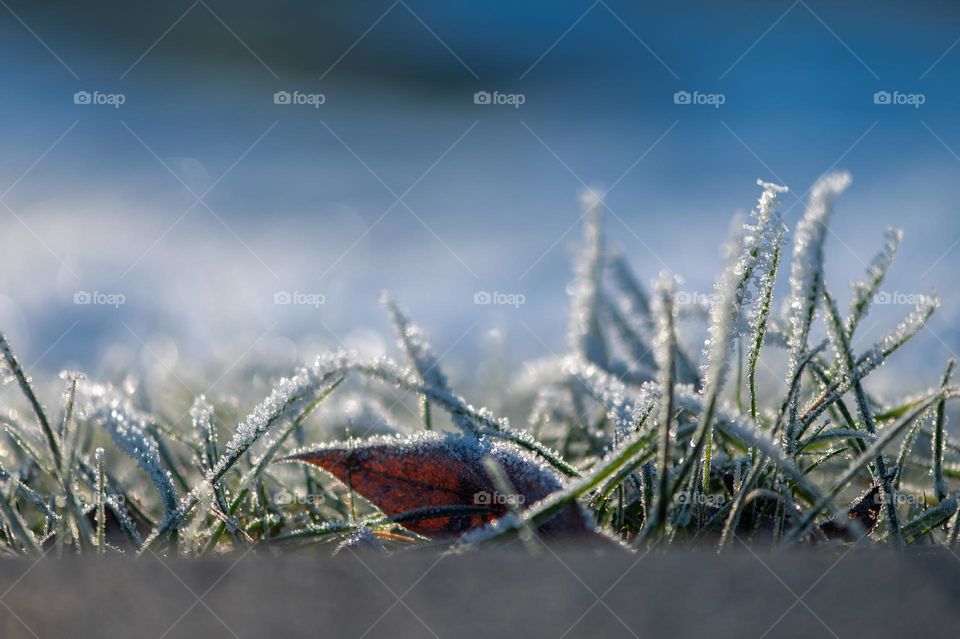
[382,293,448,391]
[563,356,654,436]
[382,294,474,434]
[86,386,179,515]
[215,364,342,479]
[854,296,939,380]
[848,227,902,335]
[742,182,788,415]
[702,220,748,394]
[784,172,851,451]
[568,188,609,367]
[334,527,385,555]
[190,395,217,471]
[785,172,851,383]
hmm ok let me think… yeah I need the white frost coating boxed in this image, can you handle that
[784,171,852,385]
[527,385,575,434]
[607,248,652,330]
[606,248,657,367]
[563,357,658,435]
[746,181,788,280]
[85,385,179,514]
[381,295,476,434]
[511,357,577,431]
[286,430,567,505]
[210,350,514,486]
[332,352,513,434]
[854,296,940,378]
[651,273,678,378]
[334,527,385,555]
[190,395,214,436]
[381,294,448,391]
[703,181,788,394]
[745,181,788,328]
[190,394,219,474]
[701,220,748,393]
[559,356,830,509]
[214,362,341,478]
[568,187,608,366]
[800,296,940,428]
[847,227,902,333]
[58,370,87,383]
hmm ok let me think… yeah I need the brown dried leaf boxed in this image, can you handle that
[282,432,587,538]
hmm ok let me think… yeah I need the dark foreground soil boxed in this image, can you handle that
[1,546,957,638]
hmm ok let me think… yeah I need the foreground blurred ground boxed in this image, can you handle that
[1,548,957,637]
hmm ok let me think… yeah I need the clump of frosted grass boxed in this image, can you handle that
[0,172,956,557]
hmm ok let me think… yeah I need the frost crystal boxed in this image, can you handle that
[85,385,179,514]
[568,188,608,366]
[215,365,341,478]
[333,527,385,555]
[382,293,448,391]
[190,395,217,470]
[381,294,474,433]
[785,171,851,384]
[701,220,748,393]
[848,227,902,335]
[854,296,939,379]
[651,274,678,379]
[564,357,657,436]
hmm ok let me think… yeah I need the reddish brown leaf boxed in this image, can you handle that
[281,432,587,538]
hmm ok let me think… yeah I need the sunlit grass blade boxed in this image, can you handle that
[933,360,955,501]
[823,285,902,543]
[784,172,851,454]
[647,276,677,537]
